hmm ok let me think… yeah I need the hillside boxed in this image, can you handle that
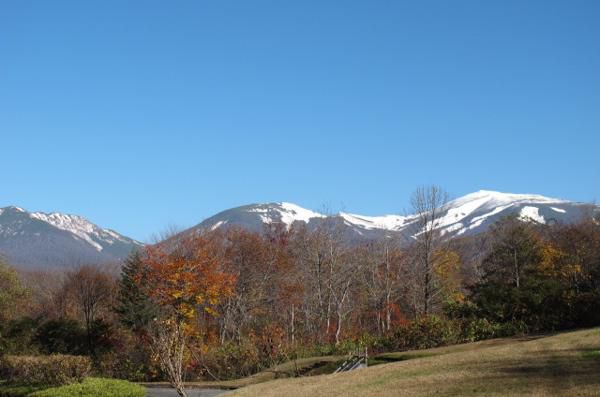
[226,328,600,397]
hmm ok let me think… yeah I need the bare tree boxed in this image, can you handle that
[407,185,452,317]
[290,218,362,345]
[328,243,358,345]
[148,316,188,397]
[361,240,405,333]
[18,269,65,319]
[63,265,115,356]
[216,228,279,344]
[290,224,331,343]
[149,223,184,244]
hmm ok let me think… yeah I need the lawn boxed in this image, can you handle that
[0,378,145,397]
[224,327,600,397]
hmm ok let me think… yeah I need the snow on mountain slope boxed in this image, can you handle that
[0,206,142,268]
[247,202,325,226]
[187,190,598,241]
[433,190,570,236]
[339,213,408,231]
[29,211,134,252]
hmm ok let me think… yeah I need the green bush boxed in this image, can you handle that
[200,340,262,379]
[459,318,499,342]
[29,378,145,397]
[496,320,529,337]
[401,316,459,350]
[0,355,91,386]
[95,349,157,382]
[34,320,87,356]
[322,317,464,356]
[0,317,42,356]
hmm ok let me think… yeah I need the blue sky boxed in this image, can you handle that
[1,1,599,241]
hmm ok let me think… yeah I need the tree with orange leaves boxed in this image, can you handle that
[139,235,235,397]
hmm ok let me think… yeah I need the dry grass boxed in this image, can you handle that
[224,328,600,397]
[141,355,344,390]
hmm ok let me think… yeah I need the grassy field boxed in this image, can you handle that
[224,328,600,397]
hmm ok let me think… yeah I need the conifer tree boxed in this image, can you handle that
[115,251,157,332]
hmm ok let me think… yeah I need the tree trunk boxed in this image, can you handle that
[423,267,430,316]
[514,248,520,288]
[174,384,188,397]
[290,304,295,345]
[151,319,188,397]
[335,309,343,345]
[385,292,391,332]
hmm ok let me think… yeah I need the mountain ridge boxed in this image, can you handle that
[185,190,598,241]
[2,190,597,268]
[0,205,143,269]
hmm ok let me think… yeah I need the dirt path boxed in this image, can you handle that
[146,387,230,397]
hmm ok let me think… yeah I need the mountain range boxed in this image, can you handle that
[0,206,142,269]
[2,191,598,268]
[185,190,598,241]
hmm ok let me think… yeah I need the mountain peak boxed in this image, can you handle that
[461,190,566,203]
[0,205,142,269]
[2,205,26,213]
[187,191,598,241]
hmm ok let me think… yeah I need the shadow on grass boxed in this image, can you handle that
[438,349,600,396]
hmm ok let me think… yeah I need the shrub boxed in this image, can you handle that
[35,320,87,356]
[0,355,91,386]
[402,316,459,349]
[198,337,296,380]
[29,378,145,397]
[95,349,157,382]
[333,339,363,355]
[459,318,499,342]
[496,320,529,337]
[0,317,42,356]
[200,340,262,379]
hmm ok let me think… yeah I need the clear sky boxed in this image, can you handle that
[1,1,599,242]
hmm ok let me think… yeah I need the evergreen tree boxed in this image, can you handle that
[471,217,556,330]
[478,216,542,289]
[115,251,157,332]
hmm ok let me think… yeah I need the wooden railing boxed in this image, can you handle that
[334,347,368,373]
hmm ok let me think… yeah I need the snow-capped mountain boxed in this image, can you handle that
[186,191,599,241]
[3,191,596,267]
[417,190,587,237]
[0,206,142,269]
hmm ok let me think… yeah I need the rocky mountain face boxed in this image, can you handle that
[0,206,142,269]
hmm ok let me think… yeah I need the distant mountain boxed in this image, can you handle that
[184,191,599,242]
[3,191,596,268]
[0,206,143,269]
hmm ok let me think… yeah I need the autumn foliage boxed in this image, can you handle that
[135,235,235,396]
[1,203,599,387]
[141,235,235,321]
